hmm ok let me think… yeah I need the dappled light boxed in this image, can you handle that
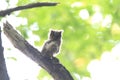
[88,43,120,80]
[1,0,120,80]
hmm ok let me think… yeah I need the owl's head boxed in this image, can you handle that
[49,30,63,40]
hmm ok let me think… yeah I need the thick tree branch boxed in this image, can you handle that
[3,22,74,80]
[0,26,9,80]
[0,2,59,17]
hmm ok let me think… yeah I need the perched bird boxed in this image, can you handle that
[41,30,62,58]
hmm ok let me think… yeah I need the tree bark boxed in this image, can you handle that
[0,2,59,17]
[0,26,10,80]
[3,21,74,80]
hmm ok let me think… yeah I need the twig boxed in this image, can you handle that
[3,21,74,80]
[0,2,59,17]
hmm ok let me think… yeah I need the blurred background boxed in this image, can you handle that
[1,0,120,80]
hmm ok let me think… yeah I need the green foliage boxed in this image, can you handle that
[16,0,120,79]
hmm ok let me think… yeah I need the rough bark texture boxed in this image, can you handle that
[0,26,10,80]
[3,21,74,80]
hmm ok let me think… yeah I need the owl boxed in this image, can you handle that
[41,30,62,58]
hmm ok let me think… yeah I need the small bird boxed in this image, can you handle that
[41,30,62,58]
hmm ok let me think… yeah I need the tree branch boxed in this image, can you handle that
[0,26,9,80]
[3,21,74,80]
[0,2,59,17]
